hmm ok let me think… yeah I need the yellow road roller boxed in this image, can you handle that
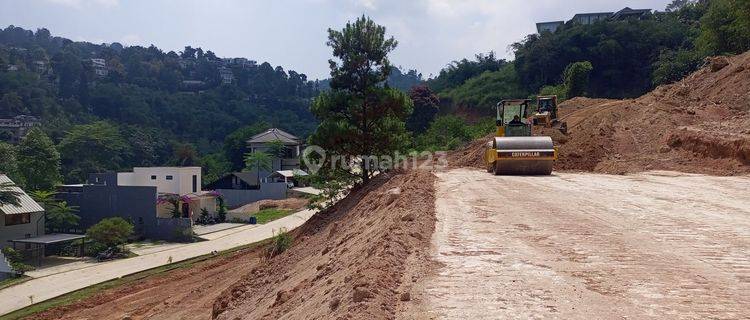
[484,99,558,175]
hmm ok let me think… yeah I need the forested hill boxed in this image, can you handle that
[427,0,750,113]
[0,25,327,182]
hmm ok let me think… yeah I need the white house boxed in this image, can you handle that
[109,167,217,222]
[0,174,45,251]
[116,167,202,195]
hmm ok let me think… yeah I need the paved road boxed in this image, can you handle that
[415,168,750,319]
[0,209,316,316]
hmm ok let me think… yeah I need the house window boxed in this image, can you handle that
[192,175,197,193]
[151,175,157,180]
[5,213,31,226]
[166,175,173,180]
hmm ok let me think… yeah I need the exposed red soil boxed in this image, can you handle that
[452,52,750,175]
[213,170,436,319]
[24,171,436,320]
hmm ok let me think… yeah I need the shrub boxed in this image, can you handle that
[1,247,34,275]
[267,228,292,258]
[86,217,134,248]
[563,61,593,98]
[172,226,196,243]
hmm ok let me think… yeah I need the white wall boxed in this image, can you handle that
[0,211,45,250]
[117,167,201,195]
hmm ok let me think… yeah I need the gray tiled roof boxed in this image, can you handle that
[0,174,44,215]
[247,128,301,145]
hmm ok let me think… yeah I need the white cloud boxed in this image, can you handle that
[120,34,142,45]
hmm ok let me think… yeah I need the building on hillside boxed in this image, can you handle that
[6,65,19,72]
[33,60,48,74]
[219,67,234,84]
[536,21,564,33]
[247,128,304,171]
[90,58,108,77]
[611,7,652,20]
[570,12,614,25]
[0,115,40,144]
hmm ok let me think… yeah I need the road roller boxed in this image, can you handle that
[484,99,558,175]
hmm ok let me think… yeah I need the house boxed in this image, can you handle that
[206,172,288,208]
[33,60,48,74]
[266,169,309,187]
[570,12,613,25]
[90,58,108,77]
[113,167,218,221]
[6,65,19,72]
[611,7,651,20]
[0,174,45,251]
[247,128,304,171]
[0,115,40,144]
[536,21,564,34]
[219,67,234,84]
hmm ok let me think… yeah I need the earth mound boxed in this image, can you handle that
[452,51,750,175]
[212,170,436,319]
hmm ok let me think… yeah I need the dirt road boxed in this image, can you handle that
[409,168,750,319]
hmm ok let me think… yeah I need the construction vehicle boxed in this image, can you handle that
[484,99,557,175]
[532,95,558,126]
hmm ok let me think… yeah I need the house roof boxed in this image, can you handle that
[269,169,309,179]
[247,128,301,145]
[571,12,613,18]
[612,7,651,18]
[0,174,44,215]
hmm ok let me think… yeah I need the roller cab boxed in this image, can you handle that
[484,99,557,175]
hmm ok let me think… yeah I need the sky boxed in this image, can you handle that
[1,0,672,80]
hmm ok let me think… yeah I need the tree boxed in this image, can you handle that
[406,85,439,134]
[46,201,80,232]
[310,16,413,183]
[696,0,750,55]
[172,142,198,166]
[223,123,271,170]
[417,115,473,151]
[563,61,593,99]
[17,128,60,191]
[86,217,133,248]
[243,151,272,184]
[0,182,22,207]
[266,139,287,158]
[0,92,27,116]
[58,121,130,182]
[0,142,22,184]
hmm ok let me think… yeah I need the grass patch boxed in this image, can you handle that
[0,239,270,320]
[253,208,294,224]
[0,276,30,290]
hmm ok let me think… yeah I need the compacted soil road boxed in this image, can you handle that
[409,168,750,319]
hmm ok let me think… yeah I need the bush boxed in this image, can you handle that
[563,61,593,98]
[86,217,134,248]
[172,226,196,243]
[267,228,292,258]
[1,247,34,275]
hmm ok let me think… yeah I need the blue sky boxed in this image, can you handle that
[1,0,672,79]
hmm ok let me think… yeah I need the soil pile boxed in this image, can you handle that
[212,170,436,320]
[452,51,750,175]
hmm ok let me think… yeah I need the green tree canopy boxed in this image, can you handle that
[563,61,594,98]
[0,142,22,184]
[17,128,60,191]
[696,0,750,55]
[86,217,134,247]
[406,85,439,134]
[244,151,273,184]
[309,16,413,182]
[223,122,270,171]
[58,121,130,182]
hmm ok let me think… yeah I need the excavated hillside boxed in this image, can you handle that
[212,170,436,320]
[452,51,750,175]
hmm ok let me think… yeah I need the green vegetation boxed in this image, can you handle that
[86,217,134,248]
[438,64,528,111]
[0,181,22,206]
[1,247,34,275]
[0,25,320,186]
[267,228,293,258]
[16,128,60,190]
[309,16,413,183]
[253,208,294,224]
[0,275,30,290]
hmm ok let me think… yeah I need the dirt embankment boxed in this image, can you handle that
[452,51,750,175]
[212,170,436,320]
[26,171,436,320]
